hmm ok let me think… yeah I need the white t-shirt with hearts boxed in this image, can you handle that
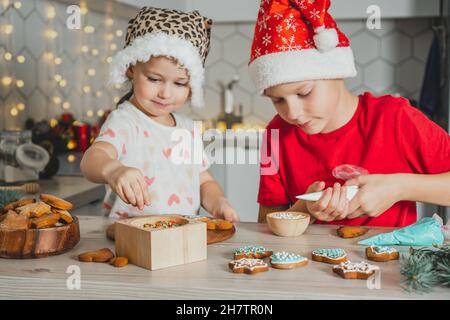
[95,101,209,219]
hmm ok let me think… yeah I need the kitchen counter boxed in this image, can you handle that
[0,215,448,300]
[39,176,105,209]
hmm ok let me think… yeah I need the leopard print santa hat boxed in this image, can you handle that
[109,7,213,108]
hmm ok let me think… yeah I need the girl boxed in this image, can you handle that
[81,7,239,222]
[250,0,450,226]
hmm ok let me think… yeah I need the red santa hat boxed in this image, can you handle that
[249,0,357,94]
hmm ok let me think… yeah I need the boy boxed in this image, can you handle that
[250,0,450,226]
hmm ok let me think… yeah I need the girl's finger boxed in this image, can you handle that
[324,183,341,215]
[123,184,137,206]
[138,178,151,206]
[116,184,129,204]
[131,181,144,210]
[335,200,349,220]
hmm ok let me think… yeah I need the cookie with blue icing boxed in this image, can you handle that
[233,245,273,260]
[311,248,348,264]
[270,251,308,269]
[366,245,399,262]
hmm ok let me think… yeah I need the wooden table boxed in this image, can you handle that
[0,216,448,300]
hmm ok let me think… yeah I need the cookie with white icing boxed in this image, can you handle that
[333,260,379,279]
[270,251,308,269]
[366,245,399,262]
[229,258,269,274]
[311,248,348,264]
[233,245,273,260]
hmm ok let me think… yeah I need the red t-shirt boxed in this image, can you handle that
[258,92,450,227]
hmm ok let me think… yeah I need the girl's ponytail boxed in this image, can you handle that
[116,88,133,107]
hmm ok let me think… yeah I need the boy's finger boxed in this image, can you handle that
[344,177,358,186]
[312,187,332,212]
[308,181,325,193]
[331,185,348,218]
[347,207,365,219]
[324,183,341,215]
[335,200,349,220]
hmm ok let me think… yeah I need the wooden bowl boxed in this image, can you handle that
[266,211,310,237]
[0,216,80,259]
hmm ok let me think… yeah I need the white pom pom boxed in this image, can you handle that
[313,27,338,52]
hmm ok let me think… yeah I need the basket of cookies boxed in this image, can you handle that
[0,194,80,258]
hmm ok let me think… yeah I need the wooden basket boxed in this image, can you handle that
[0,216,80,259]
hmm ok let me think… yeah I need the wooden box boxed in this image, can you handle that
[114,215,206,270]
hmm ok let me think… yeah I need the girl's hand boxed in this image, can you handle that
[104,164,151,210]
[305,181,349,222]
[213,197,240,222]
[344,174,402,219]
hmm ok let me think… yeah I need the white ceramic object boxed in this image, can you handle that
[296,185,359,202]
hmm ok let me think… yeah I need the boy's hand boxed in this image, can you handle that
[344,174,402,219]
[305,181,349,222]
[213,197,240,223]
[104,164,151,211]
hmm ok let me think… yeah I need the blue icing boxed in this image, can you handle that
[234,245,272,255]
[312,248,346,259]
[271,251,306,264]
[372,246,396,254]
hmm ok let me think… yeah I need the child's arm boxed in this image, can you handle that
[80,141,150,210]
[200,170,240,222]
[344,172,450,219]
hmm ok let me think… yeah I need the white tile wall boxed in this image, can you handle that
[0,1,435,130]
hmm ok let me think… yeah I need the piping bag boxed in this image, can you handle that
[358,214,449,246]
[296,164,368,201]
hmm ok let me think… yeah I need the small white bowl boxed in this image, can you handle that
[266,211,310,237]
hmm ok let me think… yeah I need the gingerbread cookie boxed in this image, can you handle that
[207,218,233,230]
[78,248,115,263]
[110,257,129,268]
[337,226,368,238]
[366,245,399,262]
[40,194,73,210]
[311,248,348,264]
[229,258,269,274]
[270,251,308,269]
[52,209,73,224]
[233,245,273,260]
[30,213,60,229]
[2,198,35,213]
[333,261,379,280]
[16,202,51,218]
[0,210,29,230]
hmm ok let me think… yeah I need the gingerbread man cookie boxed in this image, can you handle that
[333,261,379,280]
[270,251,308,269]
[311,248,348,264]
[233,245,273,260]
[229,258,269,275]
[366,245,399,262]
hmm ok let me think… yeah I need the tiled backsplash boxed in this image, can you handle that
[0,0,434,130]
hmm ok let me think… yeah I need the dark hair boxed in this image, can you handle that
[116,88,133,107]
